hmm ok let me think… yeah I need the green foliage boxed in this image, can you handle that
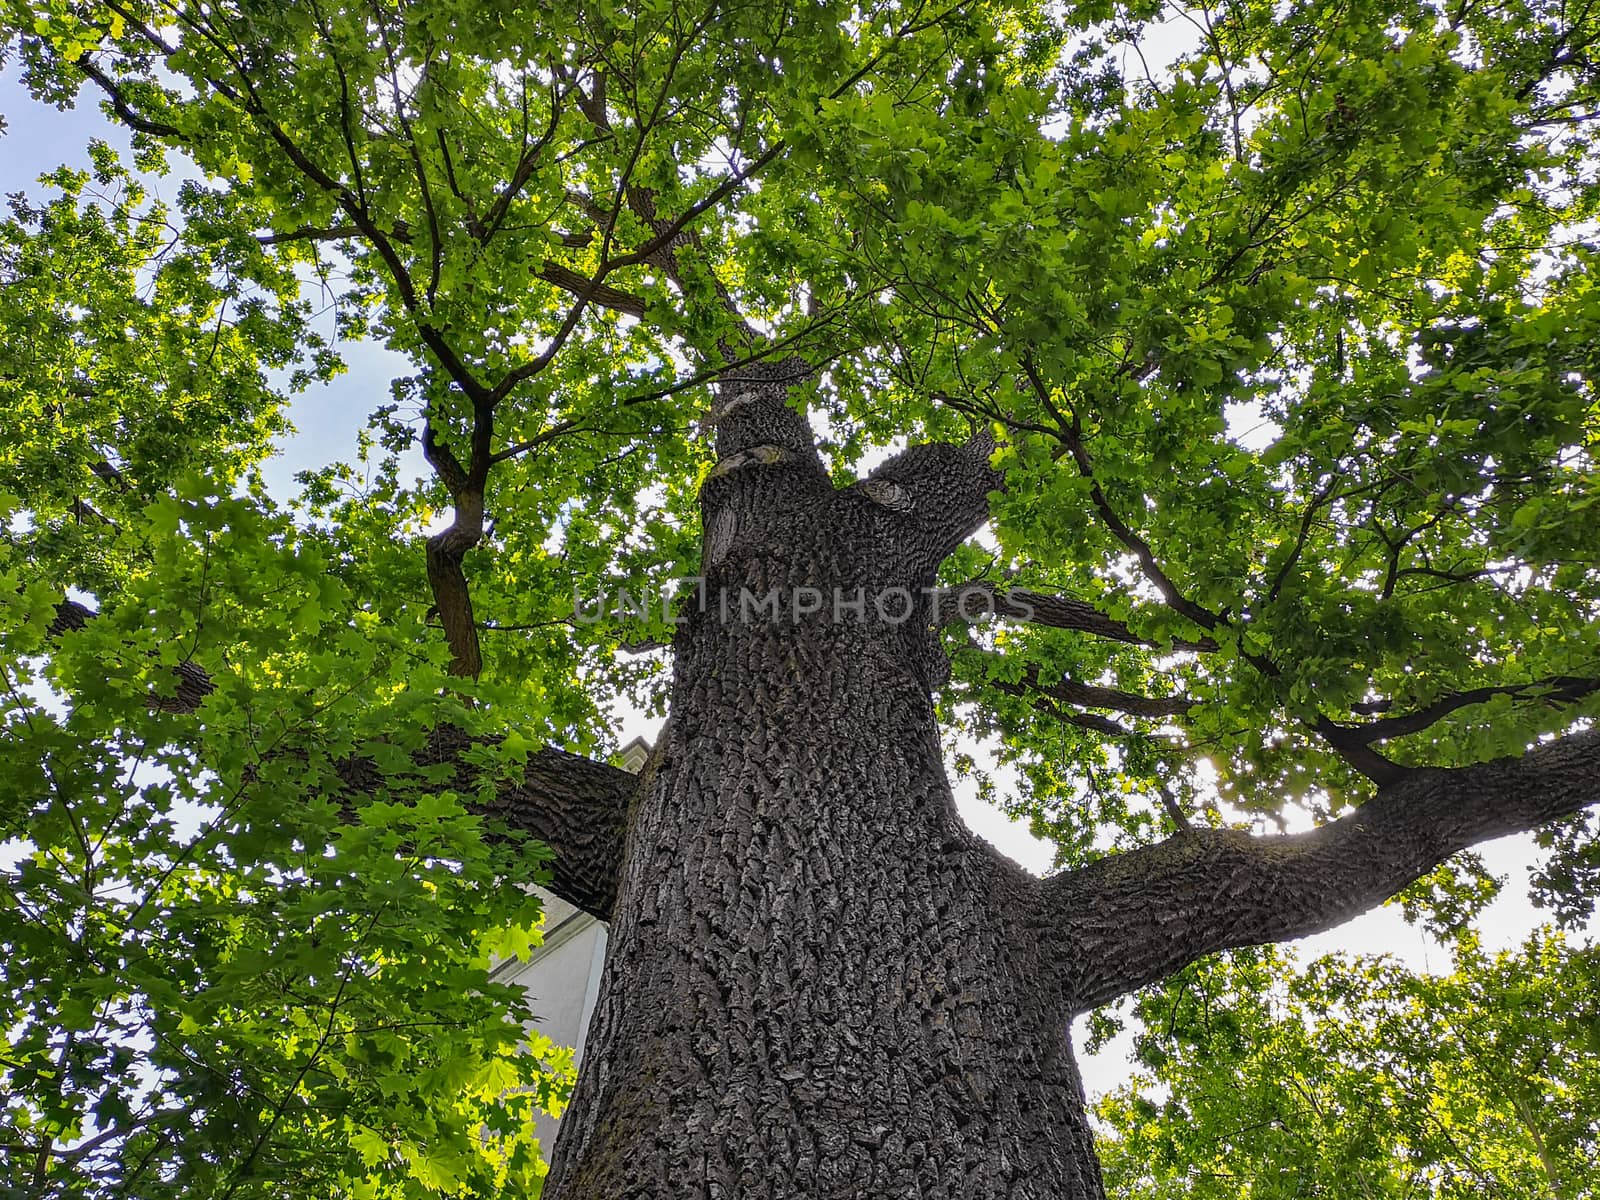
[0,113,568,1200]
[1096,934,1600,1199]
[1,0,1598,1191]
[876,0,1600,862]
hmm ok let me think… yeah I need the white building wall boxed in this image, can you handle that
[488,737,646,1153]
[489,891,609,1153]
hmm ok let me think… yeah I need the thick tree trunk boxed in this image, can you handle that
[544,366,1106,1198]
[546,629,1105,1199]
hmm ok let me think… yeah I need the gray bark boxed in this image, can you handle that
[331,730,638,920]
[477,746,639,921]
[545,372,1107,1197]
[1041,728,1600,1014]
[535,368,1600,1198]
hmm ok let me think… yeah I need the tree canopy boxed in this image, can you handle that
[1096,931,1600,1198]
[1,0,1598,1194]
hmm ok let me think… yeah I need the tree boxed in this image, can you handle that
[1095,933,1600,1198]
[1,0,1598,1195]
[0,150,574,1196]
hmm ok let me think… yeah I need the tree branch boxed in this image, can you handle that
[339,731,638,921]
[994,679,1134,737]
[478,72,570,243]
[535,261,648,319]
[1019,354,1223,636]
[75,55,180,137]
[561,56,758,345]
[420,420,486,679]
[47,599,216,712]
[860,431,1004,575]
[44,599,633,916]
[1009,361,1405,784]
[1038,727,1600,1013]
[1332,675,1600,743]
[931,580,1217,651]
[485,746,637,921]
[999,661,1194,720]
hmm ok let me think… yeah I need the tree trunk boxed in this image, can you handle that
[545,624,1105,1199]
[544,366,1106,1198]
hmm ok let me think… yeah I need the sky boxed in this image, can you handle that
[1,53,1577,1101]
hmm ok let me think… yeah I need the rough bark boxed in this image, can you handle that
[545,376,1108,1199]
[334,732,637,920]
[476,746,639,921]
[1040,728,1600,1014]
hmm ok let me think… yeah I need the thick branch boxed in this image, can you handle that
[536,261,648,319]
[421,422,487,679]
[331,736,632,920]
[502,747,635,919]
[47,599,216,712]
[1335,675,1600,743]
[1312,676,1600,786]
[967,644,1193,729]
[345,733,638,921]
[1039,727,1600,1013]
[863,432,1003,575]
[44,601,630,913]
[1310,717,1409,787]
[424,525,484,680]
[1018,667,1193,720]
[995,679,1134,737]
